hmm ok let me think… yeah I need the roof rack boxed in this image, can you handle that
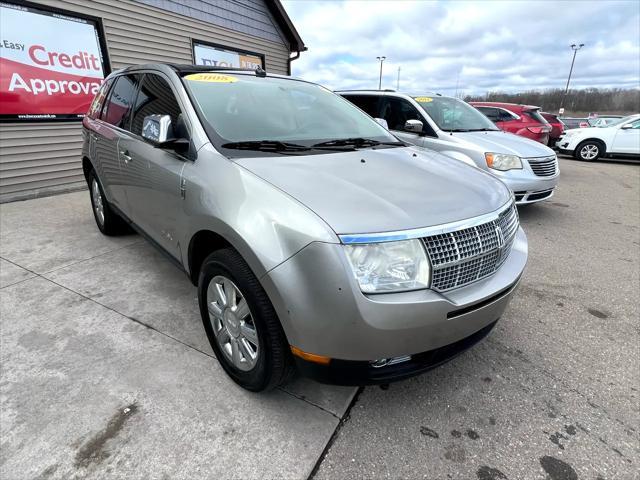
[166,64,267,77]
[335,89,396,93]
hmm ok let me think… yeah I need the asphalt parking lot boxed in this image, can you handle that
[1,157,638,479]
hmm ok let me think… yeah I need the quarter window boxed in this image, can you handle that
[101,74,140,129]
[130,74,183,137]
[477,107,501,122]
[498,109,518,121]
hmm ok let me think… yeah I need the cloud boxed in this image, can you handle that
[282,0,640,95]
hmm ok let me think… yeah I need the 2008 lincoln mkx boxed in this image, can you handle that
[82,64,527,391]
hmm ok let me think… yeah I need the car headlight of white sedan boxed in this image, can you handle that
[344,239,431,293]
[485,153,523,171]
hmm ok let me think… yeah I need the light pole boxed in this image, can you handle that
[397,66,401,91]
[376,56,386,90]
[560,43,584,114]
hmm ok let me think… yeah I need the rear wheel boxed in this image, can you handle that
[88,169,130,235]
[575,140,603,161]
[198,248,293,391]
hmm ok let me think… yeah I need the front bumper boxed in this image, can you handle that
[261,228,527,379]
[491,162,559,205]
[295,317,500,385]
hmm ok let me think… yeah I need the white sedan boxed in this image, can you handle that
[556,114,640,161]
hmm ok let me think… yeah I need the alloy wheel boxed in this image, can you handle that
[580,144,599,160]
[91,178,105,226]
[206,275,260,371]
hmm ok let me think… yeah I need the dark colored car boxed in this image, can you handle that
[541,112,565,147]
[560,117,589,129]
[471,102,551,144]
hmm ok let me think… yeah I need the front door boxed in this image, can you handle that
[611,119,640,154]
[121,73,188,260]
[380,96,428,147]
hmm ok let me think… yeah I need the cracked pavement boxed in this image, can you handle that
[1,156,638,479]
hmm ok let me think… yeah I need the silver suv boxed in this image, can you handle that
[82,64,527,391]
[339,91,560,204]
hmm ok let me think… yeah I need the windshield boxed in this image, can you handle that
[414,96,498,132]
[183,73,398,151]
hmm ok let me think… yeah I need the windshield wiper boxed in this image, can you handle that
[312,137,404,149]
[221,140,310,153]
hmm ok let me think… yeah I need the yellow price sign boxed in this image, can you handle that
[184,73,238,83]
[414,96,433,103]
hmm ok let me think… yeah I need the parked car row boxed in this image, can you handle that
[82,65,528,391]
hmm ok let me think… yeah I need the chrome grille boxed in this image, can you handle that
[423,203,519,292]
[527,156,557,177]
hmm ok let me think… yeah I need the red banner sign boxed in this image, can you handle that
[0,2,107,121]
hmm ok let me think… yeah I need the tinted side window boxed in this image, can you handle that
[87,78,113,119]
[343,95,380,117]
[102,74,140,128]
[499,109,517,121]
[130,74,182,136]
[477,107,500,122]
[381,97,424,132]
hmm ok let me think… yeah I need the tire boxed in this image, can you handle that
[575,140,604,162]
[198,248,293,391]
[87,169,130,236]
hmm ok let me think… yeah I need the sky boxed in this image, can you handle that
[281,0,640,96]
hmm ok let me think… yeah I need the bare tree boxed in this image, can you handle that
[464,88,640,116]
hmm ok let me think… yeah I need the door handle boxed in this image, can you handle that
[120,150,132,163]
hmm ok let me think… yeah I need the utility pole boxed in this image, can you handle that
[559,43,584,114]
[397,66,401,91]
[376,56,386,90]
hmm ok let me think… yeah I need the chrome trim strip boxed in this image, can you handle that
[339,201,514,244]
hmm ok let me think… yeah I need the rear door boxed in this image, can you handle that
[96,74,142,215]
[120,72,189,259]
[611,119,640,154]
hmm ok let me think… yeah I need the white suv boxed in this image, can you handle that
[556,114,640,161]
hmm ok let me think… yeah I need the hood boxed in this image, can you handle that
[449,130,555,157]
[236,147,511,235]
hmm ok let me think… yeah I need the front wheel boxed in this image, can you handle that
[575,141,603,161]
[198,248,293,391]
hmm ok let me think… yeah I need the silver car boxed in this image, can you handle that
[82,64,527,391]
[339,91,560,204]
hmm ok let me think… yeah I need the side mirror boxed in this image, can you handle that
[621,124,633,130]
[404,119,424,134]
[142,114,191,156]
[374,118,389,129]
[142,114,173,144]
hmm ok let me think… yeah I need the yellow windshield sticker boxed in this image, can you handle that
[414,96,433,103]
[184,73,238,83]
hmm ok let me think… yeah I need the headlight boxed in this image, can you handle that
[485,153,522,171]
[344,239,431,293]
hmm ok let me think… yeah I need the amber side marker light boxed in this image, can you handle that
[290,346,331,365]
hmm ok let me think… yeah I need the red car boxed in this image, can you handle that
[540,112,565,147]
[471,102,551,144]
